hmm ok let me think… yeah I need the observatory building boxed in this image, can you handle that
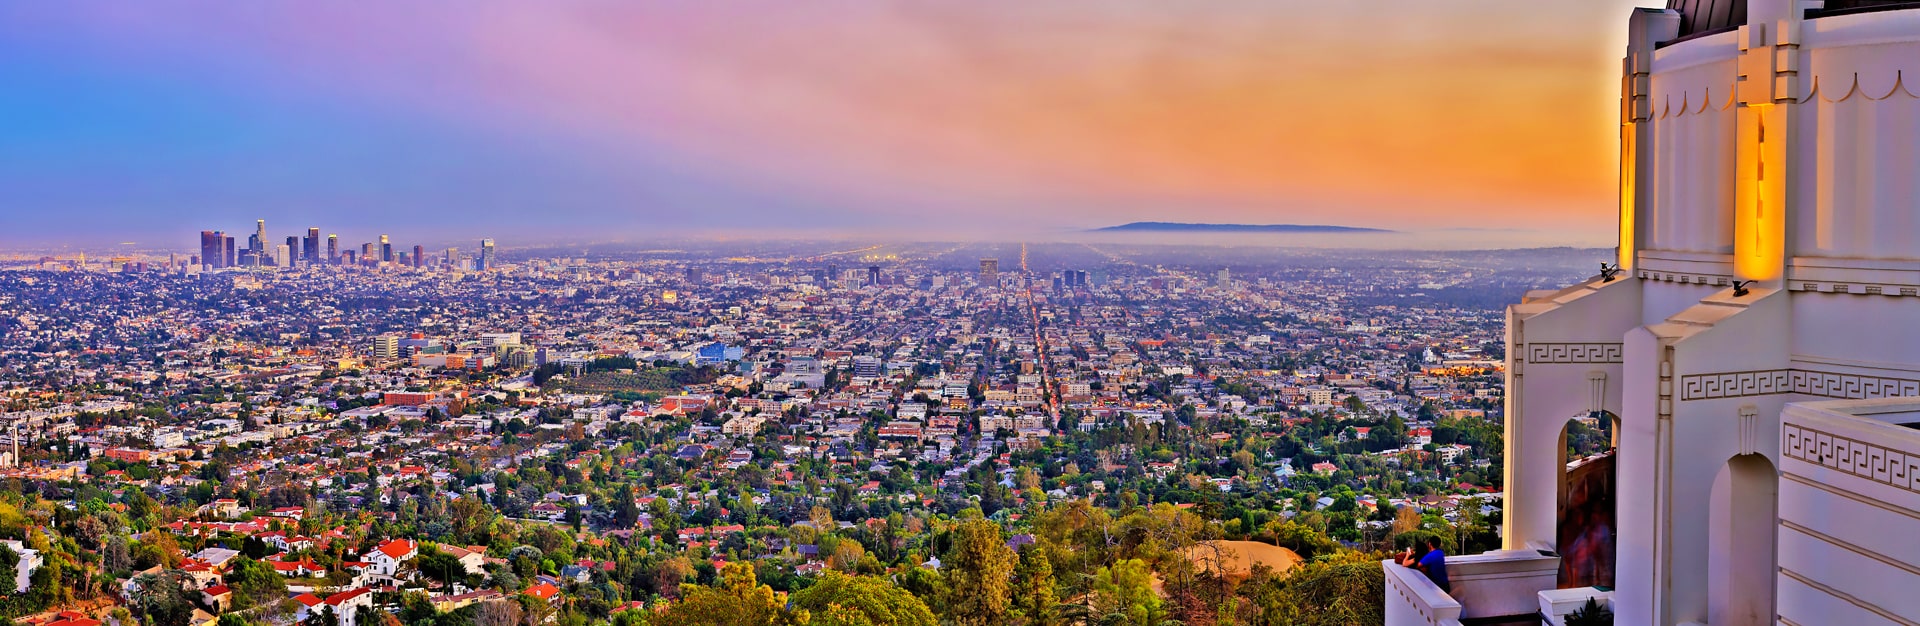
[1385,1,1920,624]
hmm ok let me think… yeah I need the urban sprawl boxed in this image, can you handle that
[0,230,1600,626]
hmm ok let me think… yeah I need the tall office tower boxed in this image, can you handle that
[360,242,374,263]
[245,219,266,266]
[979,258,999,284]
[327,234,339,264]
[223,236,236,268]
[199,231,225,269]
[379,234,393,263]
[274,243,291,268]
[867,265,881,286]
[412,245,424,268]
[304,228,320,263]
[245,233,262,265]
[1376,2,1920,624]
[445,248,459,267]
[1213,267,1230,286]
[284,236,300,267]
[372,335,399,359]
[343,250,357,265]
[479,238,496,270]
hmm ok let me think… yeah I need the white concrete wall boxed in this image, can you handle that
[1778,399,1920,625]
[1445,550,1562,620]
[1614,324,1667,626]
[1789,12,1920,262]
[1383,560,1463,626]
[1641,279,1720,325]
[1504,278,1639,551]
[1645,37,1738,255]
[1790,292,1920,372]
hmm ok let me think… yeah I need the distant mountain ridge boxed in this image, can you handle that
[1092,221,1391,234]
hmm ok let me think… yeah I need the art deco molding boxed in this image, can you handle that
[1681,369,1920,401]
[1524,343,1625,364]
[1783,422,1920,495]
[1788,281,1920,297]
[1635,270,1731,287]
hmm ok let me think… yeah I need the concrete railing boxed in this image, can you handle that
[1447,548,1562,619]
[1538,587,1612,626]
[1383,560,1462,626]
[1384,548,1562,625]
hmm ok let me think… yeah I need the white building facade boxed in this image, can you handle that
[1386,1,1920,624]
[1,539,40,594]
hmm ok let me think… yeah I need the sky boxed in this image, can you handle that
[0,1,1660,248]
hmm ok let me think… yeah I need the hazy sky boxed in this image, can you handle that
[0,2,1659,247]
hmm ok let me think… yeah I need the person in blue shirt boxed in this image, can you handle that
[1415,537,1451,593]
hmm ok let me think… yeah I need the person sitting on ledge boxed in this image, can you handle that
[1399,537,1452,595]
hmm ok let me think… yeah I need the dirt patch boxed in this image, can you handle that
[1182,540,1303,581]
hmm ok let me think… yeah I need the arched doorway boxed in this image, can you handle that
[1709,453,1777,626]
[1557,410,1616,589]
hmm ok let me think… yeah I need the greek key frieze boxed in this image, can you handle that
[1784,423,1920,495]
[1525,343,1623,364]
[1680,369,1920,401]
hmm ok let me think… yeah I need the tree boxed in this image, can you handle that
[104,534,133,574]
[1011,547,1060,626]
[1091,559,1162,626]
[418,546,469,590]
[810,506,836,534]
[1243,552,1385,626]
[0,501,28,540]
[1231,450,1256,474]
[825,539,865,573]
[1260,520,1341,562]
[943,517,1016,626]
[895,567,949,617]
[474,600,523,626]
[131,572,196,626]
[788,571,937,626]
[655,563,800,626]
[224,557,289,610]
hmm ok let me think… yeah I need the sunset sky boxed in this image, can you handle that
[0,1,1660,247]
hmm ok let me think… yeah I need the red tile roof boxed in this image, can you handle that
[523,583,561,601]
[374,539,417,560]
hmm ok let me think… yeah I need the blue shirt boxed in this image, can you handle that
[1419,549,1451,590]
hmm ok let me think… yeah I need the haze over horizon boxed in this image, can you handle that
[0,1,1657,248]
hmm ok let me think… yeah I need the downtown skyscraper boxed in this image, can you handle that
[199,231,226,269]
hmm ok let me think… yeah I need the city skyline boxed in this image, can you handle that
[0,2,1660,247]
[191,217,499,272]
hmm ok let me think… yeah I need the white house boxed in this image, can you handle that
[296,587,375,626]
[438,545,489,576]
[1,539,40,593]
[361,539,417,577]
